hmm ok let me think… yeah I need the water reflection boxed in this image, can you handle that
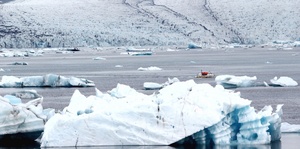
[0,142,281,149]
[6,133,300,149]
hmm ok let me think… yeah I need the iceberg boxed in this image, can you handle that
[138,66,162,71]
[215,75,257,88]
[281,122,300,133]
[126,47,153,56]
[10,90,42,99]
[41,80,282,147]
[0,95,46,143]
[0,74,95,87]
[270,76,298,87]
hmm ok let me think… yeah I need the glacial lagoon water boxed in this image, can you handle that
[1,47,300,148]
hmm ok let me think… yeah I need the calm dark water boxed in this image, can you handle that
[0,133,300,149]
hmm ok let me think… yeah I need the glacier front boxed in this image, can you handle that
[41,80,282,147]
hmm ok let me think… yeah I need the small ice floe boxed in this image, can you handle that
[10,90,42,99]
[143,82,163,90]
[126,47,152,56]
[143,77,180,90]
[11,62,28,65]
[0,95,53,143]
[215,75,257,89]
[281,122,300,133]
[0,68,4,72]
[115,65,123,68]
[265,61,273,64]
[270,76,298,87]
[40,80,283,147]
[93,57,106,60]
[0,74,95,87]
[137,66,162,71]
[166,48,179,52]
[188,42,202,49]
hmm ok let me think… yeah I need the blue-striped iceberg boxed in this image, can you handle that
[40,80,282,147]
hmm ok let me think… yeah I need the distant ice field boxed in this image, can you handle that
[1,47,300,125]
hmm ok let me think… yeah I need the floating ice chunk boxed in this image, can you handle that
[0,76,21,87]
[166,48,179,52]
[41,80,282,147]
[281,122,300,133]
[0,95,46,142]
[270,76,298,87]
[0,68,4,72]
[0,74,95,87]
[138,66,162,71]
[188,42,202,49]
[215,75,257,88]
[115,65,123,68]
[126,47,152,56]
[93,57,106,60]
[143,82,163,90]
[11,90,42,99]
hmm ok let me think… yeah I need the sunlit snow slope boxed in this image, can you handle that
[0,0,299,48]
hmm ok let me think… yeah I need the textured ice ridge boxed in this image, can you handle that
[40,80,282,147]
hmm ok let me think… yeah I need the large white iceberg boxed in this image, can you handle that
[215,75,257,88]
[41,80,282,147]
[0,74,95,87]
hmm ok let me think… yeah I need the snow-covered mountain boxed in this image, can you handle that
[0,0,299,48]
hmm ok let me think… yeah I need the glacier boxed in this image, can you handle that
[1,0,299,48]
[40,80,283,147]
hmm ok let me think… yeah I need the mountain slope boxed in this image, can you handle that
[0,0,299,48]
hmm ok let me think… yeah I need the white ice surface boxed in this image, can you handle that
[137,66,162,71]
[215,75,257,88]
[0,96,46,136]
[270,76,298,87]
[281,122,300,133]
[41,80,282,147]
[0,74,95,87]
